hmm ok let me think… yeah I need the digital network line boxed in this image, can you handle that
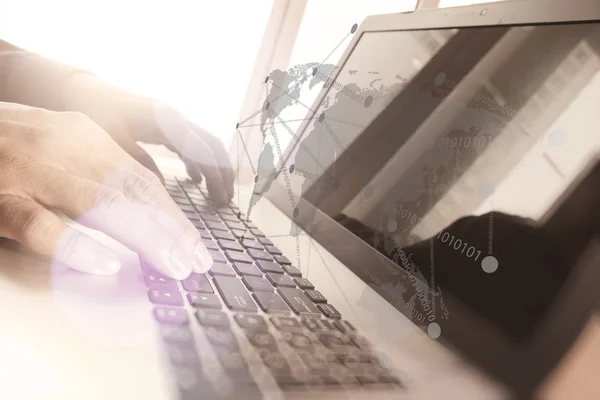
[234,23,360,279]
[236,117,314,128]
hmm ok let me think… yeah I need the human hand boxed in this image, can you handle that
[62,74,235,204]
[0,102,212,278]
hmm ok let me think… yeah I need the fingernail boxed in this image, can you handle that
[192,242,213,273]
[168,246,192,280]
[87,247,121,275]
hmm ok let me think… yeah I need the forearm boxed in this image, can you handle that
[0,40,91,111]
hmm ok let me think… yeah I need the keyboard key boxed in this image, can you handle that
[199,213,221,223]
[206,221,228,231]
[166,343,201,366]
[198,230,213,239]
[271,316,302,331]
[281,331,313,350]
[282,265,302,277]
[246,331,278,349]
[257,260,283,274]
[218,240,244,252]
[241,239,264,250]
[261,352,292,376]
[202,239,219,250]
[278,288,321,317]
[144,274,177,289]
[265,245,282,255]
[212,230,236,241]
[258,237,273,246]
[318,304,341,319]
[160,325,194,345]
[208,263,236,277]
[173,365,219,400]
[208,250,228,263]
[213,276,257,312]
[178,204,195,213]
[350,335,372,351]
[191,220,206,229]
[248,249,273,261]
[153,307,188,325]
[172,196,191,205]
[250,228,265,237]
[299,352,337,373]
[183,211,200,221]
[242,276,273,292]
[274,255,292,265]
[293,277,314,290]
[148,288,184,306]
[334,320,356,334]
[232,262,262,277]
[225,220,246,230]
[322,364,358,386]
[317,332,353,348]
[234,314,268,330]
[220,213,239,222]
[266,273,296,288]
[226,250,253,264]
[303,317,336,332]
[187,293,222,309]
[187,192,205,201]
[212,346,255,385]
[305,290,327,303]
[204,326,239,349]
[195,310,230,327]
[231,229,253,239]
[253,292,291,314]
[216,207,235,215]
[336,350,376,364]
[181,273,213,293]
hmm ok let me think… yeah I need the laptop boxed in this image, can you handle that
[1,0,599,398]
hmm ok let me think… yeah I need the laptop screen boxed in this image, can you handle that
[263,22,600,340]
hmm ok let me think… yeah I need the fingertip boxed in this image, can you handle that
[76,244,122,275]
[192,242,213,273]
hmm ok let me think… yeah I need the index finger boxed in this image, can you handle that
[191,124,235,200]
[153,109,229,204]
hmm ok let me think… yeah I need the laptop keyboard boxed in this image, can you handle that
[142,177,403,398]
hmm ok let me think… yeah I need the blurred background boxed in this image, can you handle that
[0,0,503,147]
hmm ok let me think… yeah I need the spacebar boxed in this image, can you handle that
[213,276,258,312]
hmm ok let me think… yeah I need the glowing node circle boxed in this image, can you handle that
[428,322,441,339]
[351,23,358,34]
[265,102,270,110]
[434,72,446,87]
[264,76,269,83]
[387,219,397,233]
[293,207,299,218]
[312,67,318,77]
[235,123,239,129]
[289,164,295,174]
[364,95,374,108]
[318,113,325,123]
[481,256,498,273]
[254,175,259,183]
